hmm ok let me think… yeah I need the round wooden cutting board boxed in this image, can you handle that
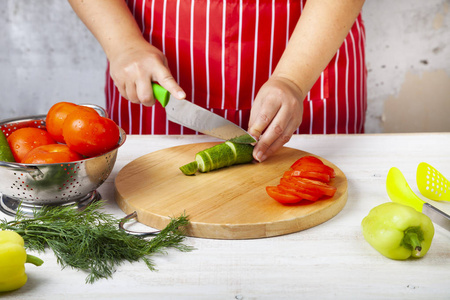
[115,142,348,239]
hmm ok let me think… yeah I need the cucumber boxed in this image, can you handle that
[179,161,199,176]
[0,130,15,162]
[181,142,254,175]
[203,143,235,170]
[225,141,254,164]
[196,151,213,173]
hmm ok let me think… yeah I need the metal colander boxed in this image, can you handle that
[0,108,126,216]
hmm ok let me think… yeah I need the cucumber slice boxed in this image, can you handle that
[195,151,213,173]
[225,141,254,164]
[204,143,235,170]
[228,134,256,144]
[0,131,15,162]
[179,161,198,175]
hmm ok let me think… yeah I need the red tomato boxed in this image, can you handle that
[7,128,56,163]
[277,183,320,202]
[266,186,302,204]
[46,102,97,143]
[266,155,338,205]
[283,170,331,183]
[293,164,335,176]
[22,144,83,164]
[290,156,335,178]
[62,108,120,157]
[290,156,324,169]
[281,177,337,198]
[279,178,322,200]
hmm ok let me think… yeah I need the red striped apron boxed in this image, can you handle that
[106,0,367,135]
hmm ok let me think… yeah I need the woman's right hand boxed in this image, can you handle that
[67,0,186,106]
[109,41,186,106]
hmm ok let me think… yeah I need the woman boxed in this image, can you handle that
[68,0,366,162]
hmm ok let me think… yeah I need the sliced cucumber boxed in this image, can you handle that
[179,161,198,175]
[204,143,235,170]
[226,141,254,164]
[228,134,256,144]
[196,151,213,173]
[182,142,254,175]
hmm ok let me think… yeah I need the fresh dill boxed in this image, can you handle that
[0,200,193,284]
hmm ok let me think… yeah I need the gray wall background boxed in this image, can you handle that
[1,0,449,133]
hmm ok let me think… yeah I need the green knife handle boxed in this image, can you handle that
[152,83,170,108]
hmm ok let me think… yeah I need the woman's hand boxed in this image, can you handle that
[109,41,185,106]
[248,76,304,162]
[67,0,185,106]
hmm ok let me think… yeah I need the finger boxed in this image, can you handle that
[116,83,128,101]
[255,126,295,162]
[248,104,279,141]
[153,69,186,100]
[253,107,292,162]
[124,81,140,104]
[136,78,156,106]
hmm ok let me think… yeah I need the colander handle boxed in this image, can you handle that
[0,161,44,179]
[80,104,108,118]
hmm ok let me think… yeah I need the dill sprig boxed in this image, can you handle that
[0,200,193,284]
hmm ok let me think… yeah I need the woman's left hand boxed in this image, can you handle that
[248,76,304,162]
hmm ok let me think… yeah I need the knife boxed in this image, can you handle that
[386,167,450,231]
[152,84,257,144]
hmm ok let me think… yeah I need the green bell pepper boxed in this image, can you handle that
[361,202,434,260]
[0,230,43,292]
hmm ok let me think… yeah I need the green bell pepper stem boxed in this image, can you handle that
[152,83,170,108]
[402,228,422,256]
[26,254,44,266]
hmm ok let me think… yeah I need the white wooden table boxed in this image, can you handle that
[2,133,450,300]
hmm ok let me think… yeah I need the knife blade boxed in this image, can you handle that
[421,203,450,231]
[152,83,257,144]
[386,167,450,231]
